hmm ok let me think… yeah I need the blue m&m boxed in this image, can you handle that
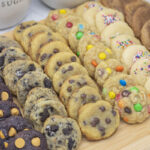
[119,80,126,86]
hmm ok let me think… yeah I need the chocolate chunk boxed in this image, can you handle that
[90,117,100,127]
[91,95,96,101]
[99,106,106,112]
[62,69,67,74]
[50,125,59,132]
[112,110,117,116]
[48,39,53,42]
[53,49,59,53]
[69,80,74,84]
[68,66,73,71]
[99,127,105,136]
[8,57,16,63]
[48,54,52,59]
[9,49,15,52]
[28,64,36,71]
[40,53,47,61]
[0,46,5,53]
[67,87,72,92]
[39,108,49,122]
[71,56,77,62]
[15,69,26,78]
[0,56,4,67]
[57,61,62,66]
[59,83,62,87]
[62,127,73,135]
[44,78,52,88]
[80,94,86,99]
[121,90,131,97]
[68,138,75,150]
[124,107,132,114]
[105,118,111,124]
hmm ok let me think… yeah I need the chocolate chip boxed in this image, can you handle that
[40,53,47,61]
[28,32,32,37]
[39,108,49,122]
[9,49,15,51]
[35,82,39,86]
[48,39,53,42]
[44,78,52,88]
[71,56,76,62]
[90,117,100,127]
[0,46,5,52]
[68,66,73,71]
[53,48,59,53]
[8,57,16,63]
[40,44,44,48]
[59,83,62,87]
[112,110,117,116]
[48,32,52,36]
[69,80,74,84]
[28,64,36,71]
[124,107,132,114]
[50,125,59,132]
[99,127,105,136]
[121,90,131,97]
[57,61,62,66]
[67,87,72,92]
[91,95,96,101]
[68,138,75,150]
[48,54,52,59]
[15,69,26,78]
[99,106,105,112]
[62,69,67,74]
[0,56,4,67]
[62,127,73,135]
[83,121,87,125]
[80,94,86,99]
[58,140,62,144]
[105,118,111,124]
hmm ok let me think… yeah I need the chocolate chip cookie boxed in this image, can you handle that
[45,52,80,79]
[52,62,88,93]
[24,87,59,119]
[43,115,81,150]
[78,101,120,140]
[3,60,42,95]
[16,71,52,106]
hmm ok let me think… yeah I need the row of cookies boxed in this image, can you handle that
[100,0,150,50]
[44,0,150,126]
[12,17,121,142]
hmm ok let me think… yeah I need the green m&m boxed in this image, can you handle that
[130,87,139,93]
[76,31,83,40]
[134,103,142,112]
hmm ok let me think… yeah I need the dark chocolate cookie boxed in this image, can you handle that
[0,101,22,121]
[6,130,48,150]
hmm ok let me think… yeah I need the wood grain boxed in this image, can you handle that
[2,29,150,150]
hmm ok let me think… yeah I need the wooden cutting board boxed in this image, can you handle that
[2,29,150,150]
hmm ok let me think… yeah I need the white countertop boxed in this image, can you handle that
[0,0,51,34]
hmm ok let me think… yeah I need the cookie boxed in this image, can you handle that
[101,21,134,47]
[75,1,102,17]
[121,45,149,69]
[132,6,150,38]
[82,6,105,33]
[0,83,13,102]
[0,36,21,53]
[24,87,59,119]
[43,115,81,150]
[16,71,52,106]
[124,1,147,26]
[96,8,124,34]
[141,19,150,50]
[0,116,33,140]
[14,21,38,42]
[68,23,91,52]
[59,74,99,106]
[109,0,124,13]
[110,34,140,59]
[83,44,113,77]
[102,74,137,105]
[144,78,150,93]
[56,15,86,40]
[0,75,4,84]
[45,52,80,79]
[30,100,67,131]
[20,24,52,52]
[95,59,127,87]
[3,60,42,95]
[29,31,66,61]
[130,58,150,86]
[0,101,22,121]
[52,62,88,93]
[100,0,112,7]
[37,41,72,69]
[77,32,101,60]
[45,8,73,31]
[68,86,101,120]
[0,138,5,149]
[78,101,120,140]
[115,86,150,124]
[6,130,48,150]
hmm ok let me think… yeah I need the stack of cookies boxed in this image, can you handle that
[100,0,150,50]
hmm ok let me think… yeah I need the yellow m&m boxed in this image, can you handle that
[109,92,116,99]
[86,45,94,51]
[59,9,67,14]
[105,48,112,54]
[106,68,112,74]
[98,52,106,60]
